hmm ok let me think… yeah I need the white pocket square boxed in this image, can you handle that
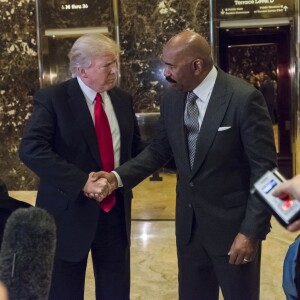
[218,126,231,131]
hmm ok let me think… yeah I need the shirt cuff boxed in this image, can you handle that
[112,170,123,187]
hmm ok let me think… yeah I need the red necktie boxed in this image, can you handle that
[94,93,116,212]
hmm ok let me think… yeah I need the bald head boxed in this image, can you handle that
[162,31,214,91]
[165,31,213,69]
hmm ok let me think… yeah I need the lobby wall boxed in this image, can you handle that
[0,0,209,189]
[0,0,39,190]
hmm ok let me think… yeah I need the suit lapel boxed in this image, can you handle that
[67,79,101,167]
[190,69,232,177]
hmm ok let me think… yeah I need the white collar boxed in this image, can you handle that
[77,77,108,104]
[193,66,217,102]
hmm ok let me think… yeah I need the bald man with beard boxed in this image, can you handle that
[93,31,277,300]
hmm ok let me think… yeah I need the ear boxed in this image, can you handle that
[78,67,88,78]
[193,59,203,74]
[193,59,202,69]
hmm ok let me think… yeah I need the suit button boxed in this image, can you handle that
[58,189,65,196]
[189,182,194,187]
[188,204,192,208]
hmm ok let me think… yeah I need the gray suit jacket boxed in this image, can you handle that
[116,68,277,255]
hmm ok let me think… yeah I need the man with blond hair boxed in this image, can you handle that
[20,33,143,300]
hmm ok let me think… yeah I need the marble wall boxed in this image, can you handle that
[38,0,115,86]
[119,0,209,112]
[0,0,39,190]
[0,0,209,189]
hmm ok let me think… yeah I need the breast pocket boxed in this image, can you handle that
[218,126,231,132]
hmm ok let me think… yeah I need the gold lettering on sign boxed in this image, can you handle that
[61,3,89,10]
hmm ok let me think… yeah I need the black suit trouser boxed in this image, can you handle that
[48,204,130,300]
[177,218,261,300]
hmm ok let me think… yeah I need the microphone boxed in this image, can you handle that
[0,207,56,300]
[0,180,32,248]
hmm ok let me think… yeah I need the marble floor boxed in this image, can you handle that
[10,170,298,300]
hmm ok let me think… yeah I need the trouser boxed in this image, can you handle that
[177,217,261,300]
[48,206,130,300]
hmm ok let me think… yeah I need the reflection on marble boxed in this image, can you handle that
[8,171,299,300]
[131,172,176,220]
[37,0,115,87]
[84,221,178,300]
[228,44,277,80]
[40,0,113,30]
[119,0,210,112]
[84,218,298,300]
[0,0,39,190]
[0,0,210,190]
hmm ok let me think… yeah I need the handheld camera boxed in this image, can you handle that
[251,169,300,227]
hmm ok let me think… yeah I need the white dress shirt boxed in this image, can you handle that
[113,66,218,188]
[77,77,121,168]
[187,66,218,130]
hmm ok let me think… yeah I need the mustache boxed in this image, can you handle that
[165,76,177,83]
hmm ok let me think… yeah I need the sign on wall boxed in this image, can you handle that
[216,0,293,20]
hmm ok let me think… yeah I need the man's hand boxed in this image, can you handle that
[285,220,300,232]
[272,174,300,201]
[82,172,111,202]
[227,233,259,265]
[83,171,118,202]
[91,171,118,191]
[272,174,300,232]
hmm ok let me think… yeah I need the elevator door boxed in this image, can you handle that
[218,25,292,177]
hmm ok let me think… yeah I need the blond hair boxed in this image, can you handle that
[68,33,120,77]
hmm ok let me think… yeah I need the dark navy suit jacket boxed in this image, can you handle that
[19,78,143,261]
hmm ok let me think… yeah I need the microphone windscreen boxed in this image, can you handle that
[0,207,56,300]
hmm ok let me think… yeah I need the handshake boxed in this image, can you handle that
[82,171,118,202]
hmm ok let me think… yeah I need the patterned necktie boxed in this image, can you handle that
[184,91,199,168]
[94,93,116,212]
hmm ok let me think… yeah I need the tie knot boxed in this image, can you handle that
[187,92,198,104]
[95,93,102,103]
